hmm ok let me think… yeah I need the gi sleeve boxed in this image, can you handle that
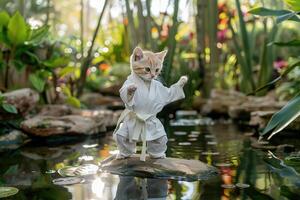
[157,81,185,105]
[119,80,136,110]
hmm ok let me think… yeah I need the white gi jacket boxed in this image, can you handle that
[114,73,185,160]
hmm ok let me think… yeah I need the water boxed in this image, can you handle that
[0,117,299,199]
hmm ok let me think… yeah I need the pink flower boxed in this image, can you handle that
[274,59,288,70]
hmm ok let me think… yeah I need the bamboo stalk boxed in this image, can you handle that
[77,0,109,97]
[164,0,180,85]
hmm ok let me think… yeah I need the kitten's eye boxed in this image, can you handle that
[155,68,159,73]
[145,67,150,72]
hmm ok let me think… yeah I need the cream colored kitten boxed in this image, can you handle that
[127,47,187,100]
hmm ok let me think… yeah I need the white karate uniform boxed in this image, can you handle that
[114,73,185,160]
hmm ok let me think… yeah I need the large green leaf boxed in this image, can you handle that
[249,7,292,16]
[284,0,300,11]
[0,11,10,27]
[261,94,300,139]
[27,25,49,45]
[2,103,18,114]
[249,7,300,23]
[7,11,29,45]
[29,74,46,92]
[43,57,69,68]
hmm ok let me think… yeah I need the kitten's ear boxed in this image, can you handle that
[133,47,144,61]
[155,50,168,61]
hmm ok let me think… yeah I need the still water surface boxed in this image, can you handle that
[1,116,299,199]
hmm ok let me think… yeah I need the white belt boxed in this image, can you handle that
[113,109,155,161]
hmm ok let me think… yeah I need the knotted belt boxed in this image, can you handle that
[113,109,155,161]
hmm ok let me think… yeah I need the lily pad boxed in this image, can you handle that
[0,187,19,198]
[173,131,187,136]
[221,184,236,189]
[58,164,99,177]
[52,177,84,185]
[214,163,232,167]
[236,183,250,188]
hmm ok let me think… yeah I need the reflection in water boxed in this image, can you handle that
[0,121,299,199]
[115,177,168,200]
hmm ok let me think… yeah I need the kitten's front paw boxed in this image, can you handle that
[178,76,188,86]
[127,84,137,95]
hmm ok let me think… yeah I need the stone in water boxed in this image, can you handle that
[100,154,219,182]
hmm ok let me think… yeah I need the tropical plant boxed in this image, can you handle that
[248,0,300,139]
[0,11,50,89]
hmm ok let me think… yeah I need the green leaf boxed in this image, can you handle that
[7,11,29,45]
[27,25,49,45]
[2,103,18,114]
[235,0,255,91]
[66,97,81,108]
[249,7,292,16]
[284,0,300,11]
[261,94,300,139]
[0,187,19,198]
[276,12,300,24]
[29,74,46,92]
[43,57,69,68]
[248,7,300,23]
[271,39,300,47]
[61,86,72,97]
[59,66,77,78]
[13,60,25,71]
[0,11,10,27]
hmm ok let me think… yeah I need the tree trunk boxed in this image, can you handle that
[125,0,138,51]
[136,0,147,48]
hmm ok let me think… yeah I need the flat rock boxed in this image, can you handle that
[0,88,39,119]
[100,155,219,181]
[201,89,247,116]
[80,93,122,108]
[228,96,286,121]
[20,115,106,137]
[20,105,122,137]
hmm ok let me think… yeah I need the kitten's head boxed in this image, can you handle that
[130,47,167,81]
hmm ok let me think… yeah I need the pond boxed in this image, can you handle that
[0,114,299,200]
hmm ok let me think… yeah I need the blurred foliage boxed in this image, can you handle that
[0,0,299,109]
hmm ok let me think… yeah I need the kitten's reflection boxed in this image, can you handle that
[115,176,168,200]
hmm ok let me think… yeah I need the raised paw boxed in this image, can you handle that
[127,84,137,95]
[178,75,188,86]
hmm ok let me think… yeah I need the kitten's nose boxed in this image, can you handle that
[151,74,155,78]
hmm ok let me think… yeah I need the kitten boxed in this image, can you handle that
[127,47,187,100]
